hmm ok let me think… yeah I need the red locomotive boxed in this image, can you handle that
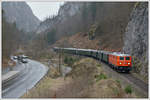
[109,53,132,72]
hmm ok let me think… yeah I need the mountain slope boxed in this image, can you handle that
[2,2,40,32]
[35,2,134,51]
[2,10,25,67]
[46,2,133,50]
[36,2,82,34]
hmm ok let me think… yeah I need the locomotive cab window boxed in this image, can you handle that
[126,57,130,60]
[120,57,124,60]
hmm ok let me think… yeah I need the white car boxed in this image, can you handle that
[21,58,28,63]
[22,55,28,59]
[13,56,18,59]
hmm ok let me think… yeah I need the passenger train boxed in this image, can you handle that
[53,47,132,73]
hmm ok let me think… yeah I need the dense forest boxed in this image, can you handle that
[2,10,20,59]
[2,9,32,66]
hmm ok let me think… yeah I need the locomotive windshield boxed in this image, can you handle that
[120,57,124,60]
[126,57,130,60]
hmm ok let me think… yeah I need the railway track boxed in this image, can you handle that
[53,47,148,97]
[101,62,148,98]
[121,73,148,96]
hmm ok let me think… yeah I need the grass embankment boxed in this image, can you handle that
[22,57,136,98]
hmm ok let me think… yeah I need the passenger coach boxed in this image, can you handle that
[53,47,132,73]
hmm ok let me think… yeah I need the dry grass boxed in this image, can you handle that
[22,58,137,98]
[53,32,122,51]
[91,79,125,98]
[22,77,71,98]
[54,58,98,98]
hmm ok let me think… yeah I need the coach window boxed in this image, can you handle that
[126,57,130,60]
[120,57,124,60]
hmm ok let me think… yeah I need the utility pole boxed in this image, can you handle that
[58,49,62,76]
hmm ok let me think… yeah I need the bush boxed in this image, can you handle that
[115,79,120,84]
[64,56,68,64]
[96,73,107,82]
[64,56,77,66]
[124,85,132,94]
[96,64,101,67]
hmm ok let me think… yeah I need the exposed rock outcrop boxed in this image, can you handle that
[36,2,82,34]
[123,2,148,78]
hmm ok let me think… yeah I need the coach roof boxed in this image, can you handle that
[111,52,131,56]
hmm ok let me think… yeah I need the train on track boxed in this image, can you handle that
[53,47,132,73]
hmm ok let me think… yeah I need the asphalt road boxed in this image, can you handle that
[2,59,48,98]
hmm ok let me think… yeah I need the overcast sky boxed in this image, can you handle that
[26,2,64,21]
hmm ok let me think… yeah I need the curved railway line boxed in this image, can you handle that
[101,62,148,97]
[53,47,148,97]
[122,73,148,93]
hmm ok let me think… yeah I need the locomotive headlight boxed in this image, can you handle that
[120,62,122,64]
[128,63,130,65]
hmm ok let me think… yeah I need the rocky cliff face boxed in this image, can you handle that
[36,2,82,34]
[2,2,40,32]
[57,2,83,22]
[123,2,148,78]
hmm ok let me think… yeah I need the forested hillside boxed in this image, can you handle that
[2,2,40,67]
[2,9,30,67]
